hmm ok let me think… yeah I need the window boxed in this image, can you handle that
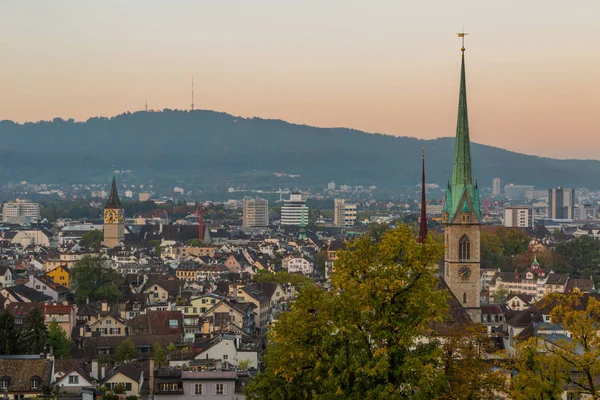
[0,380,8,389]
[162,293,167,298]
[462,293,467,304]
[159,383,169,392]
[458,235,470,261]
[193,307,197,313]
[170,383,178,392]
[31,379,39,389]
[169,319,178,328]
[110,328,121,334]
[194,384,204,395]
[202,299,206,304]
[106,319,112,325]
[215,383,224,395]
[69,375,79,384]
[153,293,159,298]
[223,354,228,360]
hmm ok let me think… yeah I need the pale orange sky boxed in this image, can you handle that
[1,1,599,159]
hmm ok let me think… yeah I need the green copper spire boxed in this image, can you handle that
[443,41,481,222]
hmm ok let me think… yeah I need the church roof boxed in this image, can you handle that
[443,46,481,222]
[105,177,122,209]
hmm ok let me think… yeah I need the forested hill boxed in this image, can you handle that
[0,109,599,189]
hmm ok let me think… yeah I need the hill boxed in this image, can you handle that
[0,109,599,189]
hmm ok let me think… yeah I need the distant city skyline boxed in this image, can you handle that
[1,1,600,159]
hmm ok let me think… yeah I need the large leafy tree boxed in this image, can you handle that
[48,319,71,359]
[555,236,600,276]
[152,341,167,366]
[79,229,103,248]
[0,309,24,355]
[480,231,505,268]
[245,226,451,399]
[70,256,124,305]
[24,307,48,354]
[116,338,140,363]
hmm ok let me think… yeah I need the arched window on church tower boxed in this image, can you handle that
[463,292,467,304]
[459,235,470,261]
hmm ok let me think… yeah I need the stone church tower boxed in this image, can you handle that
[103,177,125,248]
[442,40,481,323]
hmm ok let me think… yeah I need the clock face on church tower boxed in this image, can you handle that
[104,209,118,223]
[458,266,472,280]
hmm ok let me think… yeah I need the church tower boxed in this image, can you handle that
[103,177,125,248]
[442,35,481,322]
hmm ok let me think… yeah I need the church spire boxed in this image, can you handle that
[105,176,122,208]
[443,33,481,222]
[419,147,427,243]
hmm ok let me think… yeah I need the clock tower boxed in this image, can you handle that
[103,177,125,248]
[442,37,481,323]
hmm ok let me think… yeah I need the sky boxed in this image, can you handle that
[1,0,599,159]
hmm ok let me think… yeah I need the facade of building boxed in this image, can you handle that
[548,187,575,219]
[104,177,125,247]
[242,198,269,227]
[333,199,357,227]
[503,206,534,228]
[492,178,501,196]
[280,193,308,226]
[153,370,245,400]
[2,200,41,224]
[573,204,598,220]
[442,44,481,323]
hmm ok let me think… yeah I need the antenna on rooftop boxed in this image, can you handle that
[191,76,195,111]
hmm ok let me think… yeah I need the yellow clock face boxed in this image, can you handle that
[104,209,118,223]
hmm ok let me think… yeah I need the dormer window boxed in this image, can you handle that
[0,378,9,390]
[461,213,471,222]
[31,378,39,390]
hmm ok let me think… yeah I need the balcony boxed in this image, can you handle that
[46,316,70,323]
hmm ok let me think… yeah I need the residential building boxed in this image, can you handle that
[492,178,501,196]
[283,256,314,275]
[548,187,575,219]
[45,303,77,339]
[2,199,41,224]
[11,230,51,247]
[103,364,144,396]
[194,335,258,370]
[26,274,69,302]
[0,355,54,400]
[280,193,308,226]
[0,266,15,288]
[333,199,357,227]
[242,198,269,227]
[503,206,534,228]
[153,369,246,400]
[46,265,71,288]
[54,365,93,394]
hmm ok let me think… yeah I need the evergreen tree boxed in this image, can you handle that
[24,307,48,354]
[47,319,71,359]
[0,309,23,355]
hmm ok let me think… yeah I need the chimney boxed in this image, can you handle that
[100,365,106,380]
[149,359,155,397]
[101,302,108,312]
[215,360,222,371]
[91,360,99,380]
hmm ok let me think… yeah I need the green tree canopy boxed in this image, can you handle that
[252,270,312,287]
[555,235,600,276]
[115,338,140,363]
[0,309,24,355]
[48,319,71,359]
[245,226,452,399]
[152,341,167,366]
[70,256,124,305]
[79,229,103,248]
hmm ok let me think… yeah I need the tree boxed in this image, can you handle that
[480,231,505,268]
[23,307,48,354]
[494,285,509,304]
[0,309,24,355]
[70,256,124,305]
[253,270,312,287]
[437,324,506,399]
[153,341,167,366]
[245,226,450,399]
[555,236,600,276]
[495,228,529,258]
[79,229,103,248]
[313,250,327,276]
[48,319,71,359]
[115,338,139,363]
[186,239,203,247]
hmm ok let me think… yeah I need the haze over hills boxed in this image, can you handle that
[0,109,599,190]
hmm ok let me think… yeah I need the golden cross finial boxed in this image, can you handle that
[422,146,425,158]
[457,30,468,53]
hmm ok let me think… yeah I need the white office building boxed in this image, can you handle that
[2,199,41,224]
[504,206,534,228]
[281,193,308,226]
[492,178,501,196]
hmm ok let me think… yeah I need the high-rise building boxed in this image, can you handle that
[504,184,534,200]
[504,206,534,227]
[2,199,41,224]
[442,40,481,323]
[243,198,269,227]
[103,177,125,247]
[492,178,501,196]
[281,193,309,226]
[548,187,575,219]
[333,199,357,227]
[327,182,336,191]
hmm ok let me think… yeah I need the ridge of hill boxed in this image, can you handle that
[0,109,598,189]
